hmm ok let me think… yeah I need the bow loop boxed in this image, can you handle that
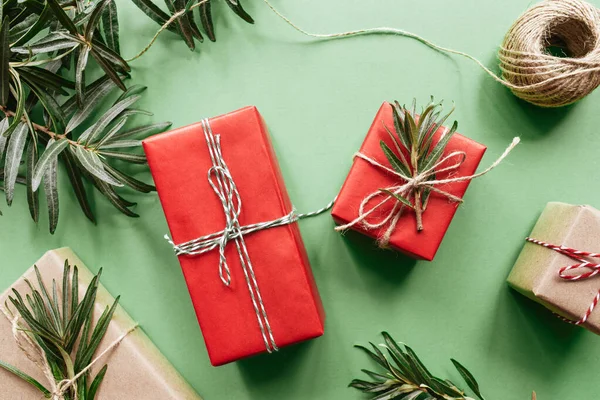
[526,237,600,325]
[335,137,519,246]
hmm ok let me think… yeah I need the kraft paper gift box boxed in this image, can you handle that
[508,202,600,335]
[0,247,202,399]
[331,102,487,261]
[143,106,325,366]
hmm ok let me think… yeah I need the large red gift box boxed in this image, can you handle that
[331,102,487,261]
[143,106,325,366]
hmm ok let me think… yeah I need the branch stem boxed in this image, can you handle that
[0,106,76,145]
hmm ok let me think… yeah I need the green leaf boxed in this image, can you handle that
[224,0,254,24]
[85,0,111,40]
[75,46,90,107]
[131,0,178,33]
[174,0,195,50]
[3,76,24,138]
[12,33,80,54]
[0,17,10,106]
[62,150,95,223]
[114,85,146,104]
[101,0,120,53]
[77,297,119,369]
[4,122,28,205]
[73,146,123,186]
[91,39,130,72]
[26,139,39,222]
[11,4,52,47]
[66,78,116,132]
[379,189,413,209]
[419,120,457,172]
[103,162,155,192]
[186,11,203,42]
[0,118,9,154]
[451,359,485,400]
[93,178,138,216]
[92,116,128,148]
[90,48,126,90]
[391,102,409,149]
[80,95,140,144]
[97,150,146,164]
[8,14,38,43]
[26,81,67,134]
[199,1,215,41]
[19,66,75,94]
[380,141,410,177]
[99,139,141,149]
[110,121,171,141]
[88,365,108,400]
[0,360,51,396]
[32,137,69,191]
[46,0,79,35]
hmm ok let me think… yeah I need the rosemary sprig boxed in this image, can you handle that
[351,332,537,400]
[0,260,118,400]
[381,98,458,231]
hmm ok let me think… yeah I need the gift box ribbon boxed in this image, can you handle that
[335,136,520,247]
[166,118,333,354]
[526,237,600,325]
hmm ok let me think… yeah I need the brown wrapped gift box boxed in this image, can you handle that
[508,202,600,335]
[0,248,202,399]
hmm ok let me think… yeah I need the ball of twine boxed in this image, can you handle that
[499,0,600,107]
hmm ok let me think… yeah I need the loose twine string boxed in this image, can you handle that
[1,305,138,400]
[526,238,600,325]
[260,0,600,108]
[165,119,334,353]
[128,0,600,107]
[335,137,520,247]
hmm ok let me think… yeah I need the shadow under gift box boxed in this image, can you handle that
[0,248,202,399]
[143,106,325,366]
[508,202,600,335]
[331,102,487,261]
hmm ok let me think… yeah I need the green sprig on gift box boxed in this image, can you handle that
[380,98,458,231]
[0,260,118,400]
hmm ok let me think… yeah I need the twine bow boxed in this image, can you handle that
[166,118,333,354]
[526,237,600,325]
[1,305,137,400]
[335,137,520,247]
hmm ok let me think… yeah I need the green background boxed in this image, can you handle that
[2,0,600,398]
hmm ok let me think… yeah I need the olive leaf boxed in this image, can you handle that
[0,0,172,232]
[131,0,253,48]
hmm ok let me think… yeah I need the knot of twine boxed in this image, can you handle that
[526,237,600,325]
[335,138,520,247]
[264,0,600,108]
[1,306,138,400]
[166,118,333,353]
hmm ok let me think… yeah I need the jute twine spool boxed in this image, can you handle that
[262,0,600,108]
[500,0,600,107]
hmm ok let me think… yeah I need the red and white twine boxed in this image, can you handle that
[526,237,600,325]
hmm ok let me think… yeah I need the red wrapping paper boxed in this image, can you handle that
[331,102,487,261]
[143,106,325,366]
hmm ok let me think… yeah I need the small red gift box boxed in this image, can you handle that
[143,106,325,366]
[331,102,487,261]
